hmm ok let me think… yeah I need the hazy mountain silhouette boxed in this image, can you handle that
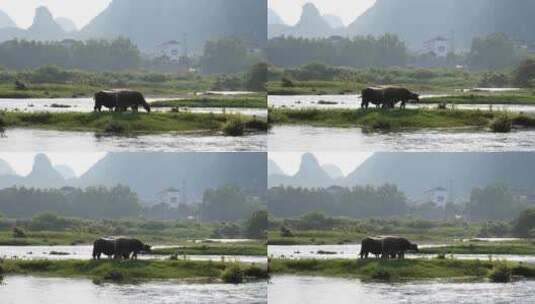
[0,153,266,203]
[269,153,535,201]
[268,8,285,25]
[79,0,266,51]
[55,17,77,32]
[54,165,77,179]
[269,3,332,39]
[269,153,335,188]
[268,159,285,176]
[269,0,535,50]
[323,14,344,28]
[0,159,15,176]
[0,10,16,29]
[322,164,344,179]
[0,6,68,42]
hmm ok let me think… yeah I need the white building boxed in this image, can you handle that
[154,40,181,61]
[158,187,181,206]
[423,36,450,58]
[424,186,448,207]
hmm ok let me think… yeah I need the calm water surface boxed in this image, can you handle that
[1,276,266,304]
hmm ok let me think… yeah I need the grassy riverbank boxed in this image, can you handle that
[420,241,535,256]
[0,111,267,135]
[270,258,535,282]
[0,259,268,283]
[269,108,535,132]
[151,94,266,109]
[421,91,535,105]
[152,243,267,256]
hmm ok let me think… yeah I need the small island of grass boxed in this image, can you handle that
[0,259,268,284]
[151,243,267,256]
[150,94,266,109]
[269,108,535,132]
[0,111,268,136]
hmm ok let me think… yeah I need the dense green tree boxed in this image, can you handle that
[467,184,520,220]
[244,210,268,238]
[468,33,516,70]
[245,62,267,91]
[514,58,535,87]
[200,38,248,74]
[512,208,535,237]
[199,185,262,222]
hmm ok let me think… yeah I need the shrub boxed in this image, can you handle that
[103,271,125,282]
[512,115,535,128]
[489,263,512,283]
[244,266,269,279]
[221,265,244,283]
[244,119,268,132]
[490,116,512,133]
[104,121,127,134]
[12,227,26,238]
[280,226,293,237]
[29,213,72,231]
[223,118,245,136]
[281,76,294,87]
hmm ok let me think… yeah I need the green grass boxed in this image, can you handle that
[422,91,535,105]
[270,258,535,281]
[269,108,503,131]
[0,111,266,135]
[420,241,535,256]
[151,244,267,256]
[0,259,267,283]
[151,95,266,109]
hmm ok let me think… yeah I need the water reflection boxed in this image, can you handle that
[269,275,535,304]
[269,125,535,152]
[0,128,266,152]
[1,276,267,304]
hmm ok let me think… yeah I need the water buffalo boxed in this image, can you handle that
[360,237,383,259]
[92,237,151,260]
[383,87,419,109]
[361,87,385,109]
[92,238,116,259]
[113,238,151,259]
[94,90,151,113]
[381,237,418,259]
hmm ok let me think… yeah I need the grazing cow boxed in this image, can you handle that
[360,237,383,259]
[92,237,151,260]
[94,90,151,113]
[113,238,152,260]
[381,237,418,259]
[92,238,116,259]
[383,87,419,109]
[361,87,385,109]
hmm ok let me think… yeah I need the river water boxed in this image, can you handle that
[269,124,535,152]
[268,244,535,263]
[0,245,266,264]
[269,275,535,304]
[0,97,266,117]
[0,276,267,304]
[0,128,266,152]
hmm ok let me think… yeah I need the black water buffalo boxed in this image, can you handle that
[94,90,151,113]
[381,237,418,259]
[383,87,419,109]
[92,238,116,259]
[92,238,151,260]
[113,238,151,259]
[360,237,383,259]
[361,87,385,109]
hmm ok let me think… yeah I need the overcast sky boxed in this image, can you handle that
[0,153,106,176]
[269,0,376,26]
[269,152,373,176]
[0,0,112,29]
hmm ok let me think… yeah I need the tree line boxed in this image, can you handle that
[0,184,265,222]
[268,184,535,221]
[268,33,530,71]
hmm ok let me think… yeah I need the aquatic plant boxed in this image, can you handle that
[490,116,512,133]
[489,262,512,283]
[221,264,244,283]
[223,118,245,136]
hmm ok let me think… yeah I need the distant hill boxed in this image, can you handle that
[322,14,344,28]
[54,165,76,179]
[0,153,266,203]
[79,0,266,52]
[0,6,68,42]
[0,10,16,28]
[0,159,15,176]
[270,0,535,50]
[268,8,285,25]
[269,152,535,201]
[269,153,336,188]
[268,3,333,39]
[55,17,77,32]
[268,159,285,176]
[322,164,344,179]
